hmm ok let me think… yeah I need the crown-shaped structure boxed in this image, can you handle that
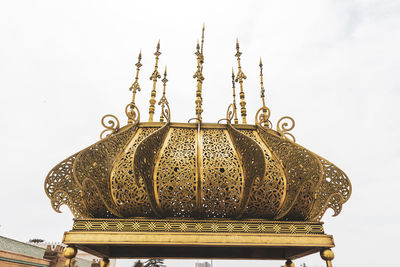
[44,29,351,224]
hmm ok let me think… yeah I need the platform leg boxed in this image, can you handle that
[100,257,110,267]
[320,248,334,267]
[63,246,77,267]
[285,259,294,267]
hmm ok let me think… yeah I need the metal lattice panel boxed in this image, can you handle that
[240,130,286,219]
[45,123,351,221]
[110,127,158,217]
[200,129,243,218]
[155,128,198,217]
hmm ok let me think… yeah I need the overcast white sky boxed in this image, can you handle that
[0,0,399,266]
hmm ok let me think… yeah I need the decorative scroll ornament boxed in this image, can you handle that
[125,103,140,125]
[255,106,272,128]
[277,116,296,142]
[100,114,120,139]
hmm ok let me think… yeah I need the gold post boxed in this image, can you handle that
[159,66,168,122]
[148,40,161,122]
[231,68,239,124]
[63,246,77,267]
[259,57,268,122]
[100,257,110,267]
[320,248,334,267]
[193,40,204,122]
[284,259,294,267]
[235,39,247,124]
[127,50,142,124]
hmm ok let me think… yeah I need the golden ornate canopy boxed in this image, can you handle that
[45,121,351,222]
[45,27,351,267]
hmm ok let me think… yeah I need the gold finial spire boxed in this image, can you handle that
[193,26,205,122]
[235,39,247,124]
[129,50,142,103]
[159,66,168,122]
[200,23,205,66]
[127,50,142,124]
[232,68,239,124]
[259,57,268,119]
[148,40,161,122]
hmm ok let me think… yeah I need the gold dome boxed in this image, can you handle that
[44,117,351,221]
[44,37,351,222]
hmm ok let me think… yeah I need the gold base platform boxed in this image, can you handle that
[63,218,334,260]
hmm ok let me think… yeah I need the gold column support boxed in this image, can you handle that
[148,41,161,122]
[127,50,142,124]
[320,248,334,267]
[63,246,77,267]
[100,257,110,267]
[159,66,168,122]
[231,68,239,124]
[235,39,247,124]
[285,259,295,267]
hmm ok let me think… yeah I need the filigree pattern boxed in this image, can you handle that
[44,153,88,217]
[46,123,351,221]
[240,130,286,219]
[81,178,114,218]
[201,129,243,218]
[155,128,197,217]
[226,123,265,217]
[110,127,158,217]
[73,125,137,217]
[285,180,316,220]
[256,126,322,220]
[308,157,352,221]
[133,123,171,217]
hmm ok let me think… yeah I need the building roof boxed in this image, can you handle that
[0,235,92,267]
[0,235,46,259]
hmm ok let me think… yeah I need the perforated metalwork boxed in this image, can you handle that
[44,125,137,218]
[226,123,265,217]
[110,127,158,217]
[44,153,87,217]
[74,125,137,217]
[240,130,286,219]
[81,178,114,218]
[155,128,198,217]
[308,156,352,221]
[201,129,243,218]
[46,123,351,221]
[133,122,171,217]
[256,127,322,220]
